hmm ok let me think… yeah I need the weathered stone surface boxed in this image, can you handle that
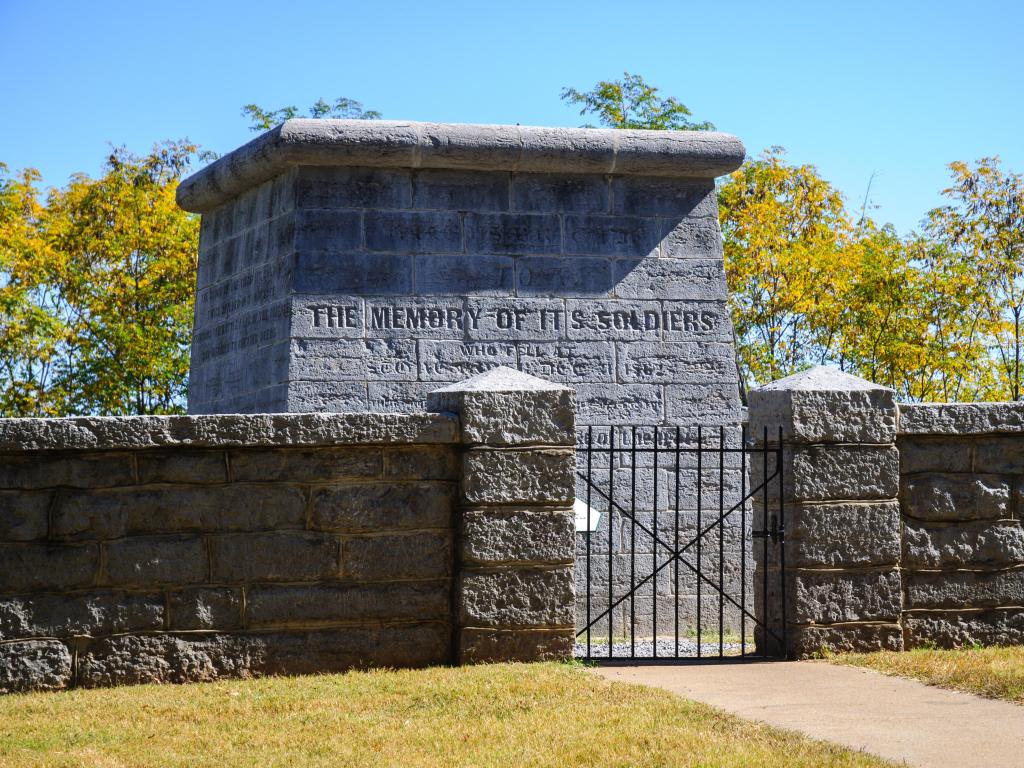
[78,625,449,687]
[460,628,574,663]
[246,581,449,626]
[459,567,574,628]
[228,447,382,482]
[0,543,97,592]
[0,452,134,489]
[104,536,208,586]
[0,640,73,693]
[461,508,574,565]
[973,436,1024,473]
[904,609,1024,648]
[383,446,459,480]
[428,366,575,447]
[782,623,904,658]
[898,436,973,474]
[898,402,1024,435]
[781,502,901,568]
[0,490,49,541]
[169,587,242,631]
[749,367,897,444]
[905,568,1024,609]
[901,473,1009,522]
[772,445,900,502]
[461,449,574,505]
[903,520,1024,568]
[344,532,451,580]
[310,482,454,532]
[785,568,902,624]
[0,412,459,451]
[52,485,309,539]
[136,449,227,484]
[211,533,340,583]
[0,591,164,640]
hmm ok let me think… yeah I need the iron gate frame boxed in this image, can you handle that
[575,424,787,662]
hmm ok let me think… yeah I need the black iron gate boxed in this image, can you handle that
[574,424,786,661]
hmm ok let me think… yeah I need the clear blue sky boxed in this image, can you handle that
[2,0,1021,234]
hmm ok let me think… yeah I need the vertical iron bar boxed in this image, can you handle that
[674,425,681,658]
[586,426,593,658]
[762,425,769,658]
[740,423,747,658]
[696,425,702,658]
[719,425,725,657]
[779,425,787,659]
[653,426,658,658]
[630,426,636,658]
[608,426,614,658]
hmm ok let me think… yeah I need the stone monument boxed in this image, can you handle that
[177,119,745,426]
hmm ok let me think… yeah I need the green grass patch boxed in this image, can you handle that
[830,645,1024,704]
[0,662,892,767]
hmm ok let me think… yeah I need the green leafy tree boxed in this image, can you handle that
[0,142,201,415]
[242,97,382,132]
[561,72,714,130]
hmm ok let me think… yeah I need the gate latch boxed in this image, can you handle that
[752,514,785,543]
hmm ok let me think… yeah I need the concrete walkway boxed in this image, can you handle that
[593,661,1024,768]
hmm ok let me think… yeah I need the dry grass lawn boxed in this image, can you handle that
[0,662,892,767]
[831,645,1024,704]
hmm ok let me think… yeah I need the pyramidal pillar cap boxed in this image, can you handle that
[428,367,575,446]
[749,366,897,444]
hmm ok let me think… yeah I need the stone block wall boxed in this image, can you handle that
[898,404,1024,647]
[0,368,577,694]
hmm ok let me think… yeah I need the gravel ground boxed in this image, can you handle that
[574,637,745,659]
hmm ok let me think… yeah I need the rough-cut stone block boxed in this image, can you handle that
[460,627,574,663]
[666,382,742,423]
[136,450,227,484]
[52,485,308,539]
[462,449,574,505]
[901,473,1009,522]
[898,436,972,474]
[660,218,724,259]
[575,383,664,425]
[785,568,902,623]
[295,167,412,210]
[293,252,412,294]
[749,367,897,444]
[228,447,382,482]
[973,436,1024,473]
[905,569,1024,609]
[563,214,659,257]
[428,366,576,447]
[104,536,208,586]
[0,490,50,541]
[364,210,460,252]
[616,341,736,384]
[898,402,1024,435]
[464,213,561,255]
[517,257,614,297]
[0,640,73,693]
[211,533,340,583]
[416,254,515,294]
[0,591,164,640]
[512,174,608,214]
[460,567,574,628]
[904,609,1024,648]
[781,623,904,658]
[462,508,574,565]
[613,258,727,300]
[414,169,509,212]
[310,483,454,532]
[294,209,362,251]
[0,543,97,592]
[781,501,901,568]
[246,581,449,626]
[903,520,1024,568]
[418,340,517,382]
[344,532,452,580]
[169,587,242,630]
[756,445,899,502]
[0,452,134,490]
[518,341,613,384]
[384,446,459,480]
[611,177,714,217]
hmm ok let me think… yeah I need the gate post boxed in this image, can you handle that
[748,366,904,658]
[428,367,577,663]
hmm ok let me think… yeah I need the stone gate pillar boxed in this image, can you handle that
[748,366,903,657]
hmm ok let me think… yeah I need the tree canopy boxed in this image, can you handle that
[242,97,382,132]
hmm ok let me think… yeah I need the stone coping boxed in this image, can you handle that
[0,412,459,452]
[177,119,746,212]
[898,402,1024,435]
